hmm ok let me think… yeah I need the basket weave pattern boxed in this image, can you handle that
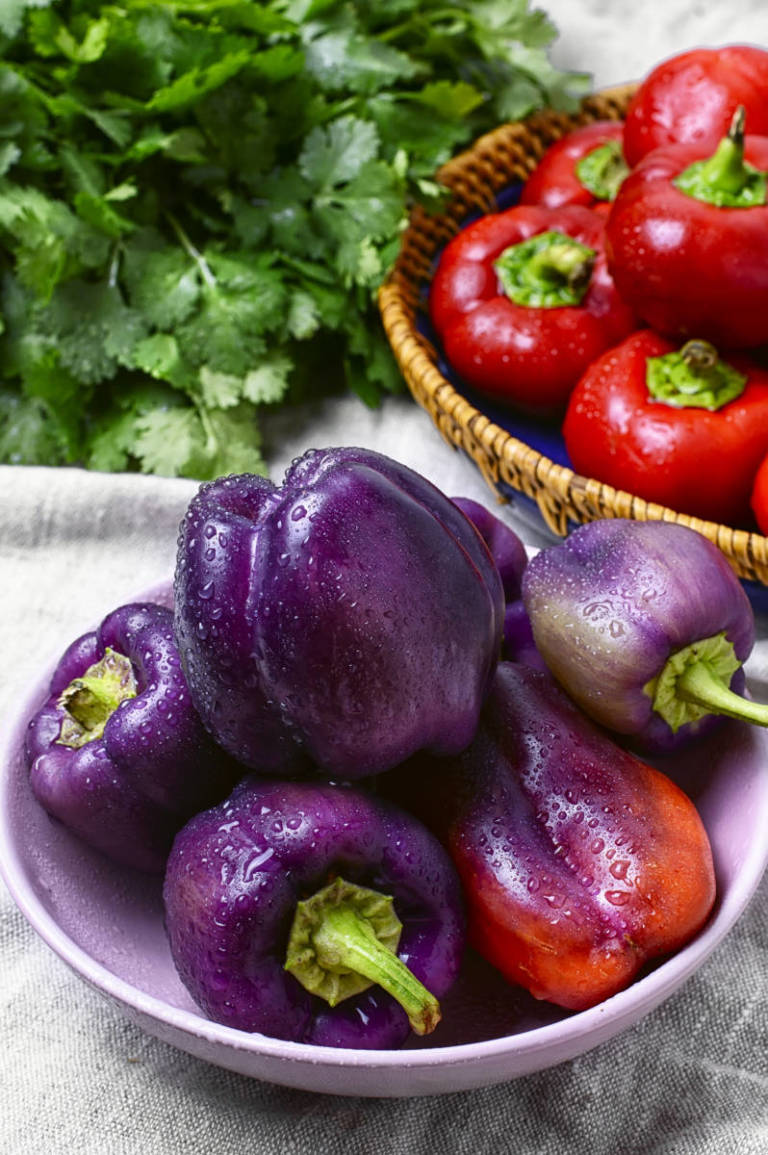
[379,85,768,586]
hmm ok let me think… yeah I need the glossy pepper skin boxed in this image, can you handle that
[26,603,237,873]
[382,662,716,1011]
[450,496,545,668]
[623,46,768,167]
[521,519,759,753]
[750,453,768,535]
[563,330,768,527]
[520,121,628,213]
[606,123,768,349]
[429,204,636,415]
[163,777,465,1047]
[174,448,504,780]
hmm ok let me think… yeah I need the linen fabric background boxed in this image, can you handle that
[3,2,768,1151]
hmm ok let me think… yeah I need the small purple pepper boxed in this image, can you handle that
[163,777,465,1048]
[26,603,238,872]
[451,496,547,669]
[174,448,504,779]
[522,518,767,751]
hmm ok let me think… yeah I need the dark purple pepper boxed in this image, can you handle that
[174,448,504,779]
[163,777,465,1048]
[26,603,239,872]
[521,518,764,751]
[450,496,545,668]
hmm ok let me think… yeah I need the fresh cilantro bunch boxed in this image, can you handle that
[0,0,587,478]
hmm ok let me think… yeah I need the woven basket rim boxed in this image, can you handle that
[379,85,768,585]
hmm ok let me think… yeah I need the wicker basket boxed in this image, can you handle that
[379,84,768,588]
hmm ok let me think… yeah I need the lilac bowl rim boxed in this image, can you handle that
[1,581,767,1077]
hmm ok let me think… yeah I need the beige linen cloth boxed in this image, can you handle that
[1,395,767,1154]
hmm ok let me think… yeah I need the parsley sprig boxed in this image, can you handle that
[0,0,587,478]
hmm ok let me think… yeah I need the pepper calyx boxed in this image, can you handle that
[646,340,747,410]
[575,139,629,201]
[644,632,768,733]
[494,230,596,308]
[673,106,768,208]
[57,647,138,749]
[284,876,441,1035]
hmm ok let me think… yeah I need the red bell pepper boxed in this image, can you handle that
[623,45,768,167]
[520,120,628,214]
[562,329,768,527]
[429,204,636,415]
[606,110,768,349]
[750,453,768,535]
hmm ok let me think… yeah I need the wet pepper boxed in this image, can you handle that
[429,204,636,415]
[522,519,768,752]
[563,330,768,527]
[163,777,465,1048]
[623,45,768,166]
[607,110,768,348]
[174,448,504,780]
[25,603,237,872]
[382,662,715,1011]
[450,496,545,668]
[520,120,628,213]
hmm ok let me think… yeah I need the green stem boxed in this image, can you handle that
[575,139,629,201]
[166,211,217,288]
[676,661,768,727]
[494,230,596,308]
[673,106,768,207]
[646,339,747,410]
[284,877,441,1036]
[644,632,767,733]
[57,648,137,748]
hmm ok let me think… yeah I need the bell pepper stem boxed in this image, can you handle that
[313,905,441,1035]
[701,106,748,194]
[284,877,441,1035]
[645,340,746,410]
[57,648,137,748]
[673,106,768,207]
[494,230,596,308]
[676,661,768,727]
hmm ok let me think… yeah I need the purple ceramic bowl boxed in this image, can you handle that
[2,580,768,1097]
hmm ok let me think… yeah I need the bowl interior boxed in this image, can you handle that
[2,584,768,1095]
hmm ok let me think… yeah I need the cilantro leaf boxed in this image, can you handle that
[0,0,587,479]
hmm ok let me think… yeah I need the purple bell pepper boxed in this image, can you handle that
[163,777,465,1048]
[174,448,504,779]
[26,603,238,872]
[521,518,767,751]
[451,496,547,669]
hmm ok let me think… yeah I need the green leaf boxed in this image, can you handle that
[147,50,253,112]
[299,115,380,189]
[122,238,201,330]
[303,14,421,95]
[132,405,205,476]
[412,80,486,120]
[38,281,149,384]
[286,288,320,340]
[132,332,194,388]
[198,364,243,408]
[242,354,293,404]
[0,143,21,177]
[0,388,67,465]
